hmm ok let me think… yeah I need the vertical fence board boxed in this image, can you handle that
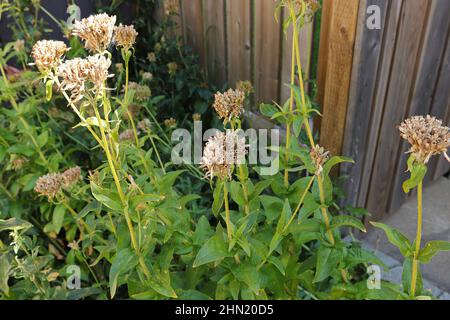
[226,0,252,88]
[341,0,389,208]
[366,0,431,217]
[254,0,281,105]
[181,0,206,68]
[203,0,226,86]
[357,0,403,210]
[280,9,314,104]
[389,0,450,211]
[318,0,360,157]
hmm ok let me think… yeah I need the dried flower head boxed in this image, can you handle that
[137,118,152,132]
[147,52,156,62]
[213,89,245,123]
[155,43,162,52]
[164,118,177,128]
[58,55,112,101]
[200,130,247,180]
[193,113,201,122]
[167,62,178,76]
[399,115,450,164]
[142,72,153,81]
[119,129,135,142]
[310,145,330,175]
[72,13,116,53]
[85,54,113,90]
[34,173,62,200]
[11,155,28,171]
[60,166,81,188]
[31,40,68,73]
[127,103,141,117]
[14,39,25,52]
[114,23,138,52]
[164,0,180,15]
[57,57,88,101]
[236,80,254,96]
[127,82,151,102]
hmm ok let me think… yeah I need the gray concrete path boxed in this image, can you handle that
[361,176,450,299]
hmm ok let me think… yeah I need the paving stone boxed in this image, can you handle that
[439,292,450,300]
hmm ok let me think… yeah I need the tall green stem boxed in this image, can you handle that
[223,181,232,241]
[411,181,423,297]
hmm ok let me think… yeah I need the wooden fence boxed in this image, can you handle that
[178,0,450,220]
[318,0,450,220]
[174,0,317,106]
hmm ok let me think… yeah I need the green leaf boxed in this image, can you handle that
[90,182,122,211]
[146,270,178,298]
[45,79,53,101]
[109,248,138,298]
[192,216,213,246]
[330,215,367,233]
[233,264,261,295]
[260,103,277,118]
[323,156,354,176]
[268,256,286,276]
[0,218,33,233]
[250,179,273,199]
[229,279,240,300]
[370,222,411,257]
[314,246,341,283]
[52,204,66,234]
[419,241,450,264]
[403,157,427,193]
[402,257,422,296]
[193,234,230,267]
[0,254,11,296]
[212,181,224,216]
[230,181,245,207]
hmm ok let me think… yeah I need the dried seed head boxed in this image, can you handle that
[164,118,177,128]
[60,166,81,188]
[115,63,124,72]
[192,113,201,122]
[72,13,116,53]
[34,173,62,200]
[167,62,178,76]
[142,72,153,81]
[200,130,247,180]
[11,155,28,171]
[164,0,179,15]
[399,115,450,164]
[213,89,245,124]
[310,145,330,175]
[292,0,320,22]
[119,129,135,142]
[57,57,89,101]
[127,103,141,117]
[58,55,112,101]
[127,81,151,102]
[147,52,156,62]
[85,54,113,89]
[31,40,69,73]
[236,80,254,96]
[137,118,152,132]
[114,23,138,52]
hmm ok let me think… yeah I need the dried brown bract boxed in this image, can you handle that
[60,167,82,188]
[72,13,116,53]
[213,89,245,124]
[34,173,62,200]
[399,115,450,164]
[119,129,135,142]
